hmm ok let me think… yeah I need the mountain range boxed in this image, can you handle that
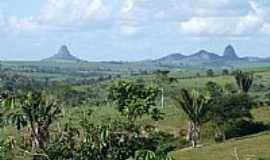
[157,45,238,62]
[43,44,270,69]
[151,45,270,69]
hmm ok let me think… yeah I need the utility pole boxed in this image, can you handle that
[161,88,164,109]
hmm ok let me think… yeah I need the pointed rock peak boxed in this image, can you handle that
[57,45,71,57]
[223,44,238,59]
[43,45,82,62]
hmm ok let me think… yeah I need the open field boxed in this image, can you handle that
[173,131,270,160]
[172,106,270,160]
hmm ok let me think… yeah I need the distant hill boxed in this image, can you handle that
[188,49,221,61]
[37,44,270,70]
[157,53,186,62]
[153,45,270,69]
[43,45,83,62]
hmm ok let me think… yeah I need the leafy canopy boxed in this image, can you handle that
[109,80,162,122]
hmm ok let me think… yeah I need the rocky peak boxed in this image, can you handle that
[43,45,81,61]
[223,45,238,59]
[54,45,73,58]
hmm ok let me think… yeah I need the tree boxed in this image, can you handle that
[208,93,253,141]
[7,91,62,151]
[234,70,253,93]
[109,80,162,123]
[172,89,212,147]
[204,81,254,141]
[155,70,170,81]
[205,81,223,99]
[45,110,168,160]
[206,69,214,77]
[154,70,177,109]
[222,69,229,75]
[154,70,176,84]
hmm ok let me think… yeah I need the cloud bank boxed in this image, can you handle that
[0,0,269,36]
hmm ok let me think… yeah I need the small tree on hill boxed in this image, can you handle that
[206,69,214,77]
[222,69,229,75]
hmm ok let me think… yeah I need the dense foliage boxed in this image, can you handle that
[108,80,163,122]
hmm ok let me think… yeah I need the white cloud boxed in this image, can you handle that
[1,0,117,33]
[0,13,5,28]
[179,13,263,36]
[6,16,43,32]
[119,25,138,35]
[261,23,270,33]
[250,1,270,22]
[39,0,112,27]
[181,0,250,17]
[120,0,134,13]
[1,0,270,36]
[177,0,270,36]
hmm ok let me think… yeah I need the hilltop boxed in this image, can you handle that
[153,45,270,69]
[43,45,83,62]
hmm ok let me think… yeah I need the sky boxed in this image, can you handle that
[0,0,270,61]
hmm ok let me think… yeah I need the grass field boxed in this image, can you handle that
[172,106,270,160]
[173,131,270,160]
[73,101,270,160]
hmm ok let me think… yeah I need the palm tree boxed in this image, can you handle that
[173,89,211,148]
[234,70,253,93]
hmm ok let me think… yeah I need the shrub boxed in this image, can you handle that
[209,93,253,141]
[225,120,269,139]
[206,69,214,77]
[258,158,270,160]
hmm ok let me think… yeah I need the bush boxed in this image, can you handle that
[258,158,270,160]
[206,69,214,77]
[225,120,269,139]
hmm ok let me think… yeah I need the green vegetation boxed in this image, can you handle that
[172,89,212,147]
[1,61,270,160]
[173,131,270,160]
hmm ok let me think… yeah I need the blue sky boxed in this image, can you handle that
[0,0,270,61]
